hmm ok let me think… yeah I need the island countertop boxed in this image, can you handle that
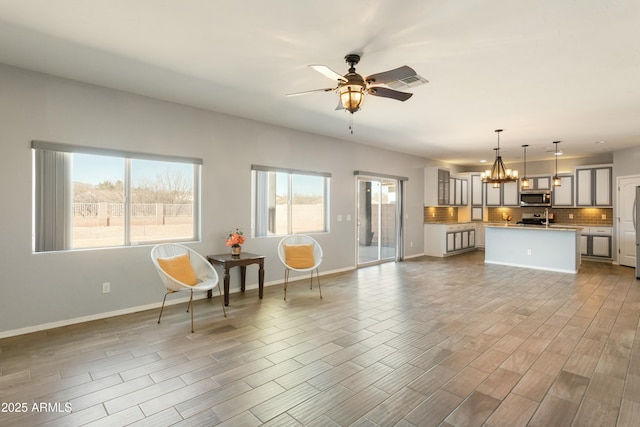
[485,225,581,273]
[485,224,583,231]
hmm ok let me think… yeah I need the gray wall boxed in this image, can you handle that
[0,64,427,336]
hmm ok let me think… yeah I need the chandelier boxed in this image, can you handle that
[481,129,518,186]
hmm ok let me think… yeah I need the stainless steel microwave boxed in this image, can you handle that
[520,191,551,207]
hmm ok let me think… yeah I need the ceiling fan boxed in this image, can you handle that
[288,54,427,114]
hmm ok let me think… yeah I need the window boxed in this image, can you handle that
[252,165,330,237]
[32,141,201,252]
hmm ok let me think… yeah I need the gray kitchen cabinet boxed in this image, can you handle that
[484,183,501,206]
[532,176,551,190]
[460,179,468,205]
[425,167,450,206]
[446,228,476,253]
[471,174,483,206]
[580,226,612,259]
[424,223,476,257]
[551,175,574,206]
[576,166,612,206]
[502,181,519,206]
[484,181,518,206]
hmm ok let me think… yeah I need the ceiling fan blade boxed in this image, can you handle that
[309,65,348,82]
[286,87,336,97]
[367,86,413,102]
[365,65,416,85]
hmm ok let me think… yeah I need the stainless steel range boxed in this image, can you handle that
[518,212,554,226]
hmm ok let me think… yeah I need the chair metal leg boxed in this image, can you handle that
[284,269,290,300]
[158,292,170,324]
[315,268,322,299]
[189,290,194,333]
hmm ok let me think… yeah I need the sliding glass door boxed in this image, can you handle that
[357,176,399,265]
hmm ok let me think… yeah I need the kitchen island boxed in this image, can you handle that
[485,225,582,273]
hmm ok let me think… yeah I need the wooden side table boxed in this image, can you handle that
[206,252,265,306]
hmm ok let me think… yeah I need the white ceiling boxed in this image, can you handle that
[0,0,638,166]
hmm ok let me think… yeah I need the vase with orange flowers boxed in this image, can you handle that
[226,228,245,256]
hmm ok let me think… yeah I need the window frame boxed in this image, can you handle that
[32,140,202,252]
[251,164,330,237]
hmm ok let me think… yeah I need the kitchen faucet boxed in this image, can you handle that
[544,208,549,227]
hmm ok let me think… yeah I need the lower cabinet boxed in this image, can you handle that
[424,223,476,257]
[446,229,475,253]
[580,227,612,259]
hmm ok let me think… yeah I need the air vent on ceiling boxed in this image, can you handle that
[387,74,429,89]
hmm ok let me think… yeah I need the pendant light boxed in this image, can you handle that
[481,129,518,184]
[521,144,530,189]
[552,141,561,186]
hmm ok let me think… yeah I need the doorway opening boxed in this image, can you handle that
[356,176,402,266]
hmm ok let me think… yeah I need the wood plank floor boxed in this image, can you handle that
[1,251,639,426]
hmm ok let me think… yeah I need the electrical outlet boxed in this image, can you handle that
[569,214,573,219]
[527,249,532,255]
[102,282,110,293]
[601,214,606,219]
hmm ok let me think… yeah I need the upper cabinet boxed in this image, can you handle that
[551,175,574,207]
[576,166,612,207]
[532,176,551,190]
[470,174,483,206]
[484,180,519,206]
[502,181,520,206]
[425,167,468,206]
[425,167,449,206]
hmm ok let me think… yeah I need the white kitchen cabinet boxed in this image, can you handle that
[425,167,450,206]
[485,183,501,206]
[449,177,456,205]
[502,181,520,206]
[425,223,477,257]
[446,176,468,206]
[446,228,475,253]
[533,176,551,190]
[592,236,611,257]
[551,175,574,206]
[576,166,612,207]
[580,235,588,255]
[580,226,612,259]
[475,224,486,248]
[523,175,551,190]
[461,179,468,205]
[471,207,483,221]
[484,181,518,206]
[471,174,483,206]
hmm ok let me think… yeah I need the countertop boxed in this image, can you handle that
[485,224,583,231]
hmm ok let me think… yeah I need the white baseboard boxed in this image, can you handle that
[0,267,356,339]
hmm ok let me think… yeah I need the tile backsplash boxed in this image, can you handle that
[424,206,614,226]
[486,207,613,226]
[424,206,458,223]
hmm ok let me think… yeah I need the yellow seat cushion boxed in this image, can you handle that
[284,244,315,269]
[157,253,198,286]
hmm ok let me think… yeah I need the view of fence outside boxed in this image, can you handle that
[72,202,193,248]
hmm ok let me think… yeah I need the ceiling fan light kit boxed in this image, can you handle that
[288,53,426,125]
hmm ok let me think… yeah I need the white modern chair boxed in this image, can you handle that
[277,234,323,300]
[151,243,226,333]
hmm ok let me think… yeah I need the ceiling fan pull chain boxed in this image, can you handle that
[349,113,354,134]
